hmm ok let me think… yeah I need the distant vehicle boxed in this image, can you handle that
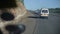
[40,8,49,17]
[35,9,40,14]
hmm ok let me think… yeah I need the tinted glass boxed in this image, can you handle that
[42,10,48,13]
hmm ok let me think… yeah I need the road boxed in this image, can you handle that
[34,13,60,34]
[21,11,60,34]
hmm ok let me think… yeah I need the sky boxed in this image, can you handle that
[24,0,60,10]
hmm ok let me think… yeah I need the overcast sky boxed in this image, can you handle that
[24,0,60,10]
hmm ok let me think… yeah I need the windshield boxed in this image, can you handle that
[42,10,48,13]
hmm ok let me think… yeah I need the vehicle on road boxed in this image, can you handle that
[40,8,49,18]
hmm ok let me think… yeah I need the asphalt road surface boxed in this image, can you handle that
[34,13,60,34]
[22,12,60,34]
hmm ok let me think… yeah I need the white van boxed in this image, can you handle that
[40,8,49,17]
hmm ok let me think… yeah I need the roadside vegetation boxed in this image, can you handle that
[49,8,60,14]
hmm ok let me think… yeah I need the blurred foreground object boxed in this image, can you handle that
[0,0,27,34]
[5,24,25,34]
